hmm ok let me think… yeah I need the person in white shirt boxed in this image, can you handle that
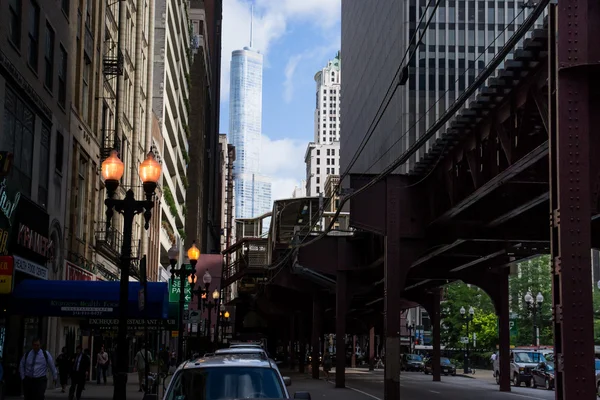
[134,344,153,392]
[19,338,58,400]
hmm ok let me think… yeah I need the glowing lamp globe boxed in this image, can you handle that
[101,150,124,193]
[139,151,161,194]
[187,242,200,262]
[224,311,230,319]
[188,274,197,285]
[212,289,219,300]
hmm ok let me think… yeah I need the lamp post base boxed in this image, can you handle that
[112,372,128,400]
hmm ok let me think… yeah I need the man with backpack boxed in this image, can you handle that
[19,338,58,400]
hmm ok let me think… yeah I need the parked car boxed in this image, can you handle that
[401,354,424,372]
[423,357,456,376]
[163,354,311,399]
[596,370,600,397]
[531,361,554,390]
[493,350,546,387]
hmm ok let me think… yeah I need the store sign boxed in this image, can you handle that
[65,261,95,281]
[49,299,117,316]
[0,178,20,225]
[17,223,53,260]
[86,318,178,332]
[0,256,13,293]
[13,255,48,279]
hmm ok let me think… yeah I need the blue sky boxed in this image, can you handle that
[219,0,341,200]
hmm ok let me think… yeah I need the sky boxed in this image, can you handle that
[219,0,341,201]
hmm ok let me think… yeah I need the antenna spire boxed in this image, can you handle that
[250,4,254,48]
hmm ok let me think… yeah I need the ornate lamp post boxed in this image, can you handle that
[210,289,220,342]
[524,291,544,346]
[406,322,414,354]
[102,150,161,400]
[460,306,475,374]
[168,242,200,363]
[190,270,212,337]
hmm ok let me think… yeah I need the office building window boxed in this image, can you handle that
[44,23,55,90]
[58,45,67,107]
[1,88,35,196]
[61,0,69,16]
[38,126,50,207]
[55,131,64,173]
[82,56,90,122]
[28,1,40,69]
[76,157,88,239]
[9,0,22,48]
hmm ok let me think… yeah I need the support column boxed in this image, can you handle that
[498,270,511,392]
[351,335,356,368]
[431,290,442,382]
[335,271,348,388]
[368,326,375,371]
[289,315,296,370]
[312,295,321,380]
[551,1,597,398]
[383,184,406,400]
[299,314,305,374]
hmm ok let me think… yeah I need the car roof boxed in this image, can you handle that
[230,344,262,348]
[216,348,266,354]
[181,355,274,369]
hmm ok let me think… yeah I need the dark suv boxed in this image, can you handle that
[424,357,456,376]
[401,354,424,372]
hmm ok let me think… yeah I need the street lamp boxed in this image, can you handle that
[169,242,200,363]
[460,306,475,374]
[102,150,161,400]
[405,322,414,354]
[524,291,544,346]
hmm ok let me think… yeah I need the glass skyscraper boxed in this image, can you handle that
[229,47,272,219]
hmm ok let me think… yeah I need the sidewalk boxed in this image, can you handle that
[5,373,144,400]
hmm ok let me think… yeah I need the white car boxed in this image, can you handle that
[163,354,311,399]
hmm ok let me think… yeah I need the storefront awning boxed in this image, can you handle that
[10,280,169,319]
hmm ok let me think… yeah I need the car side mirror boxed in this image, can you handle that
[283,376,292,386]
[294,392,311,399]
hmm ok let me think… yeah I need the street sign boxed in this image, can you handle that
[460,337,469,344]
[138,288,145,311]
[168,265,193,303]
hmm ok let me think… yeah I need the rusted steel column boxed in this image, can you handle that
[498,270,511,392]
[351,335,356,368]
[551,0,597,397]
[384,182,405,400]
[312,294,322,380]
[335,271,348,388]
[299,314,306,374]
[369,326,375,371]
[431,290,442,382]
[289,315,296,370]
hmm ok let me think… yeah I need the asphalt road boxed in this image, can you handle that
[292,369,558,400]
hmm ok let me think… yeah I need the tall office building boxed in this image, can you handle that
[305,53,341,196]
[229,44,272,218]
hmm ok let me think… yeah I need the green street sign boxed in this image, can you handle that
[168,264,193,307]
[509,320,518,339]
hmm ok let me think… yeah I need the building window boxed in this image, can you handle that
[327,149,330,156]
[28,1,40,69]
[61,0,69,16]
[55,131,64,173]
[58,45,67,107]
[332,149,335,156]
[316,158,320,165]
[316,149,320,156]
[1,88,35,196]
[316,177,320,184]
[9,0,22,48]
[316,168,320,174]
[38,126,50,207]
[82,56,90,122]
[76,157,88,239]
[44,22,55,90]
[316,186,320,193]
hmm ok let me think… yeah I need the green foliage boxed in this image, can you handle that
[508,255,553,346]
[183,98,191,115]
[184,124,190,139]
[163,186,178,219]
[178,228,186,240]
[181,147,190,164]
[181,175,189,189]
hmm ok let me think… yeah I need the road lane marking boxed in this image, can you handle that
[504,393,547,400]
[429,390,441,394]
[326,380,383,400]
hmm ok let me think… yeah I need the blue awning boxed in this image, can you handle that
[11,280,169,319]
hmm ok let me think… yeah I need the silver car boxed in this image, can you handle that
[163,354,311,399]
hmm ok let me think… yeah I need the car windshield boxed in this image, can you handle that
[595,360,600,371]
[166,367,285,400]
[407,355,422,361]
[440,358,451,365]
[545,362,554,372]
[514,352,545,363]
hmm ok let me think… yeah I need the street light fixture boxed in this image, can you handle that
[525,291,544,346]
[169,242,200,363]
[102,150,161,400]
[460,306,474,374]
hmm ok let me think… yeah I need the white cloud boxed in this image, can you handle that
[283,54,301,103]
[221,0,341,101]
[260,135,307,200]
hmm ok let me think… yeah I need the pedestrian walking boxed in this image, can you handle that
[322,351,332,381]
[19,338,58,400]
[95,346,109,384]
[56,347,71,393]
[134,344,153,392]
[81,349,90,391]
[68,346,90,400]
